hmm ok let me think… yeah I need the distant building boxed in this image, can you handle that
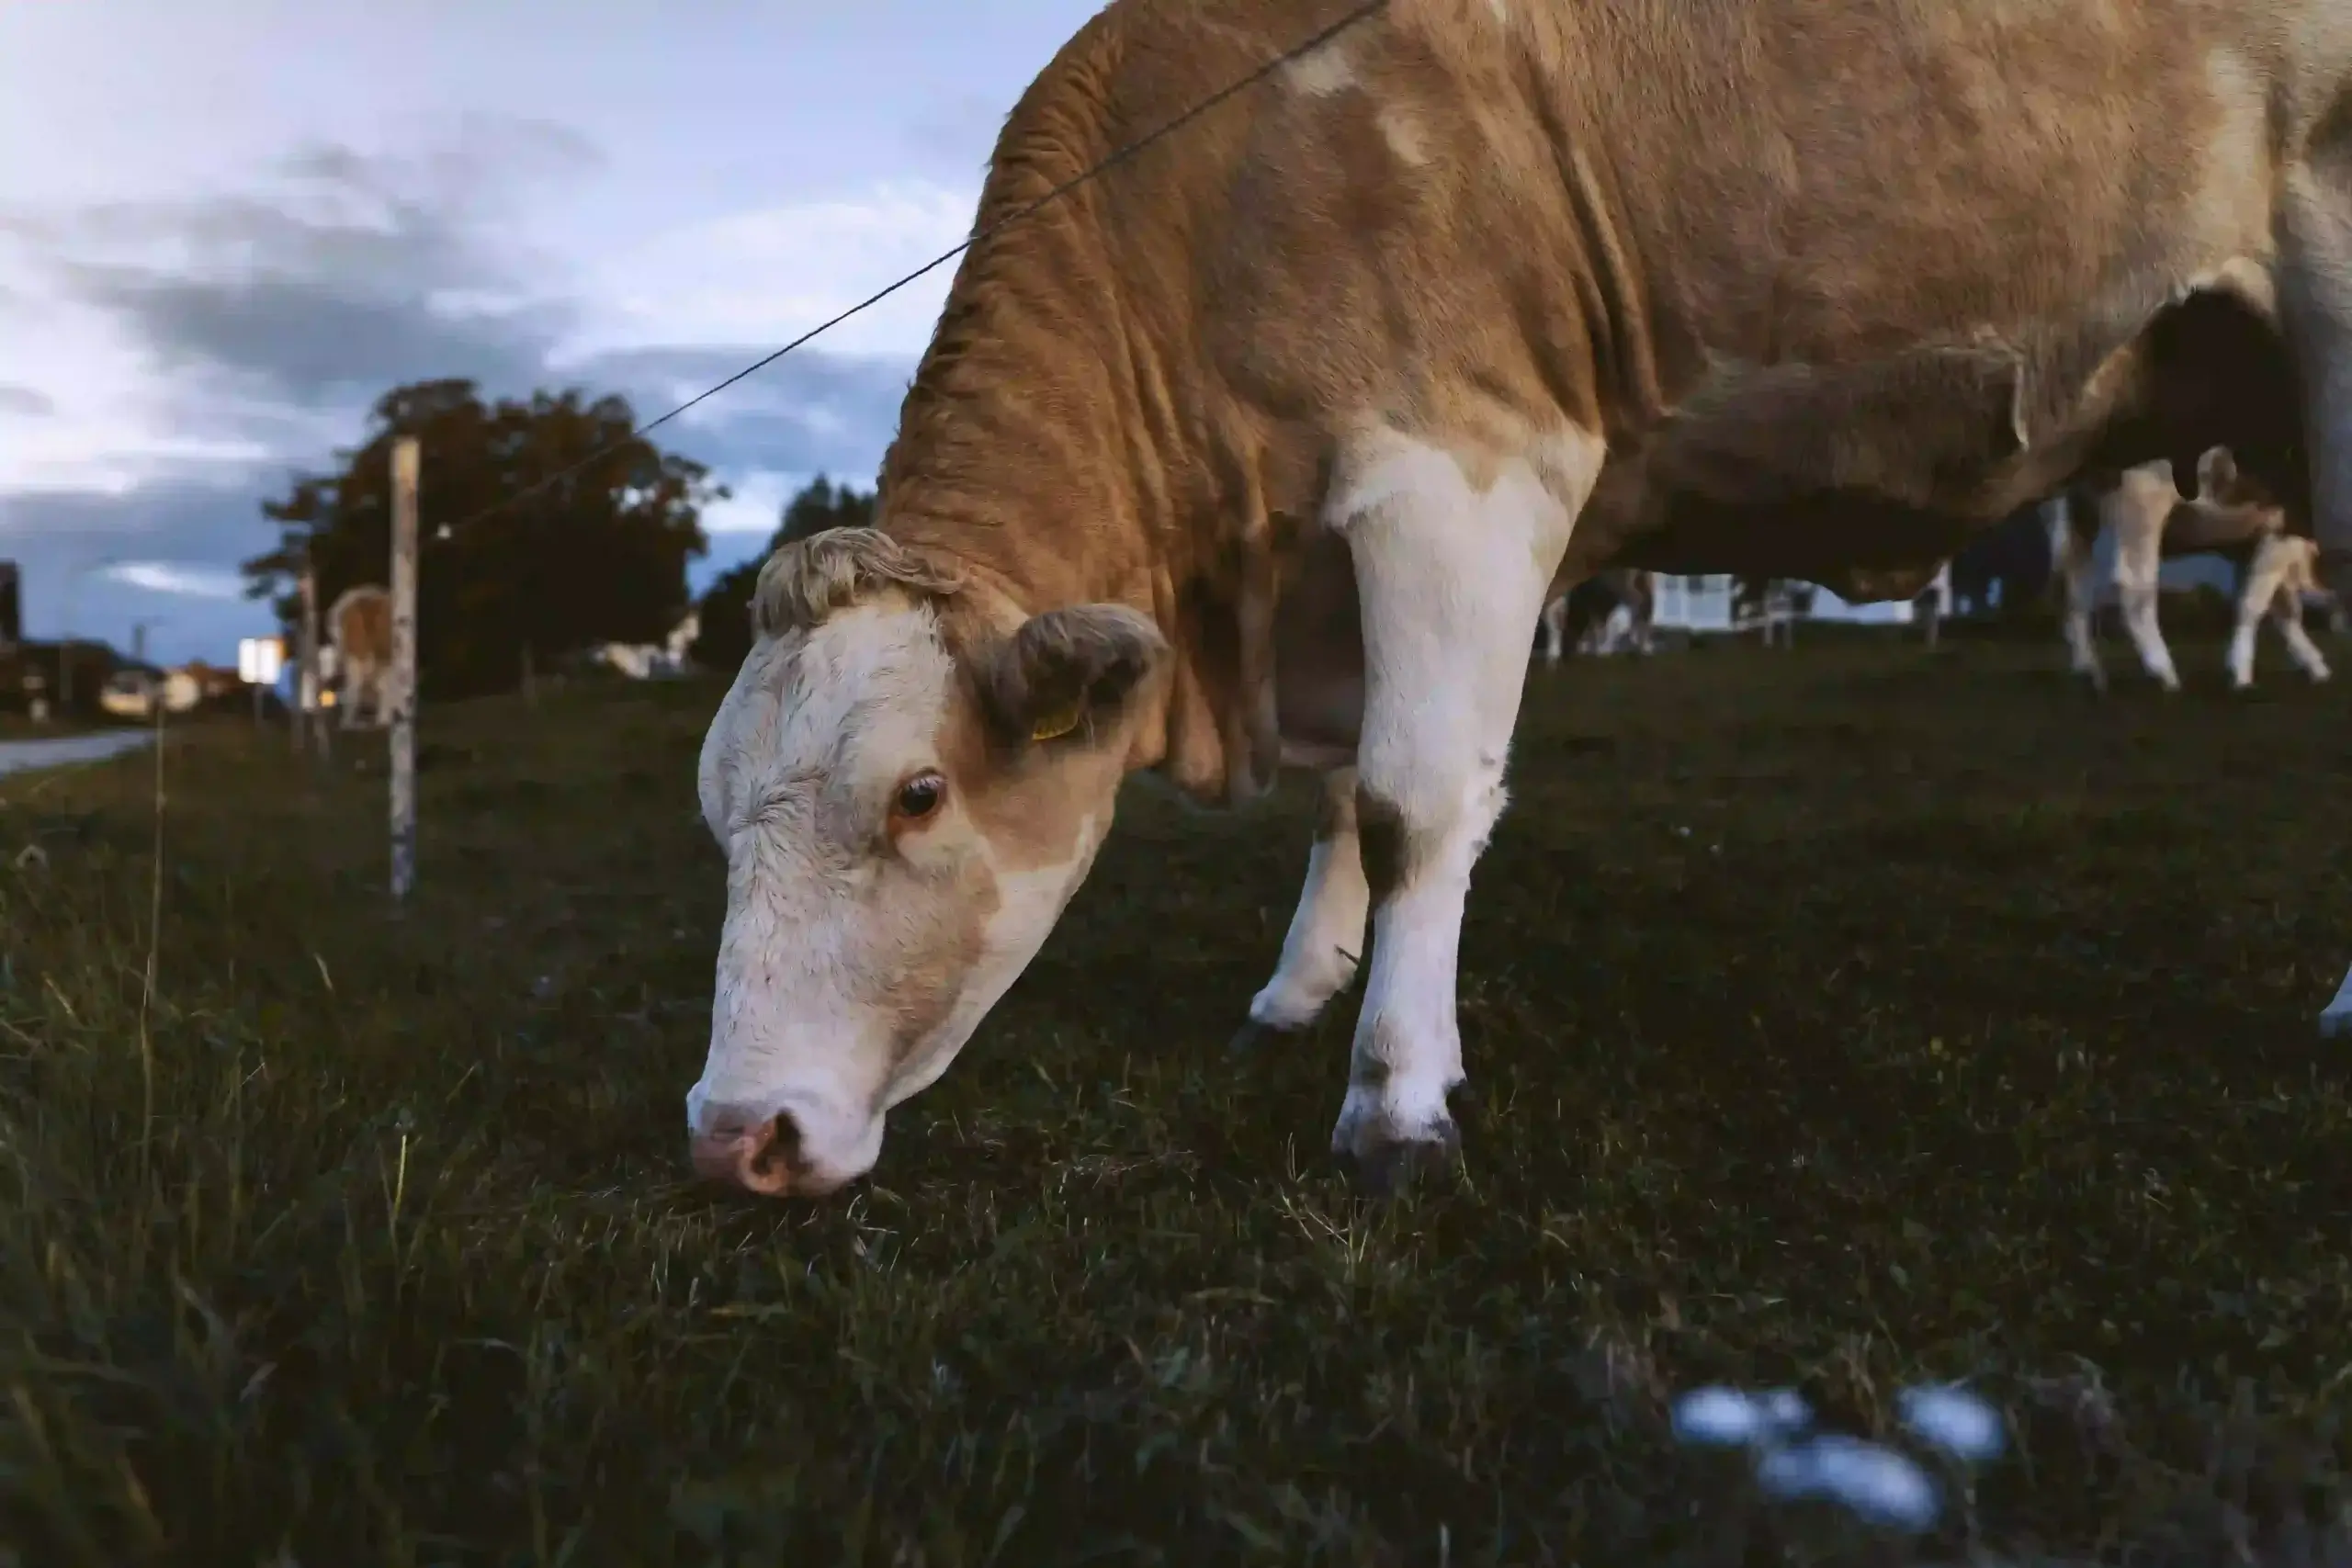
[0,560,17,654]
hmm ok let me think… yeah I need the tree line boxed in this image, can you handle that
[241,378,873,697]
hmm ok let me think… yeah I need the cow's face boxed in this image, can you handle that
[687,528,1167,1198]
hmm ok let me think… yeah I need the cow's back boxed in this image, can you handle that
[1140,0,2325,517]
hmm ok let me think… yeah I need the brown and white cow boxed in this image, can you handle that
[1538,569,1656,666]
[326,584,391,729]
[2050,446,2333,692]
[690,0,2352,1199]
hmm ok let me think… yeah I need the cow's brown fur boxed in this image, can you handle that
[844,0,2344,808]
[327,585,392,728]
[692,0,2352,1195]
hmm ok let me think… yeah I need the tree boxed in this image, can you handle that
[687,475,876,674]
[242,378,721,700]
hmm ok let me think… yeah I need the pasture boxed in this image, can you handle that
[4,631,2351,1565]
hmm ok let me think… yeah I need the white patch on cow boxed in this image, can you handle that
[1321,423,1602,1161]
[1248,768,1369,1032]
[1282,39,1356,96]
[689,599,961,1189]
[1377,106,1430,166]
[1487,0,1508,20]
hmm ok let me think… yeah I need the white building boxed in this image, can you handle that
[1648,564,1951,634]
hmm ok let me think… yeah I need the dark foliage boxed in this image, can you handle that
[687,475,876,675]
[241,378,720,700]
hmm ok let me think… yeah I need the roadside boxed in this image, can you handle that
[0,729,157,779]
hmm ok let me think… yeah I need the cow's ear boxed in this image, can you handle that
[976,604,1168,747]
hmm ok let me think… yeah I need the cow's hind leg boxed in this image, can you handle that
[2112,525,2180,692]
[1325,428,1597,1193]
[2229,535,2315,688]
[2269,541,2332,683]
[2050,498,2107,691]
[1231,767,1369,1053]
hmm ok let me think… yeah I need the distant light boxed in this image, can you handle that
[237,636,286,684]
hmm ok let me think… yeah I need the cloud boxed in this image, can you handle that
[568,179,976,362]
[0,116,959,660]
[0,468,285,660]
[103,560,249,599]
[574,342,914,496]
[5,121,594,413]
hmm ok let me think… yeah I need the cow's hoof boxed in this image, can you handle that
[1339,1122,1463,1198]
[1227,1017,1303,1056]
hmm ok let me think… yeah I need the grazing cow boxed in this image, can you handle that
[689,0,2352,1200]
[2050,447,2333,692]
[1538,570,1655,665]
[326,585,392,728]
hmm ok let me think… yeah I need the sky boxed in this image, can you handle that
[0,0,1103,666]
[0,1,2231,667]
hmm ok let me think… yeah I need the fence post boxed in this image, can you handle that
[296,564,319,753]
[390,435,420,904]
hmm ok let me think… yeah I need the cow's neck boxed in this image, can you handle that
[873,244,1256,807]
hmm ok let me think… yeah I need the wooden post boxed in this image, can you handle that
[1921,561,1951,649]
[390,435,420,903]
[296,562,320,753]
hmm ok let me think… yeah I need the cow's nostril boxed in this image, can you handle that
[752,1110,806,1187]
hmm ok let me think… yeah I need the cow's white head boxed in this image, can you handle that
[687,527,1169,1197]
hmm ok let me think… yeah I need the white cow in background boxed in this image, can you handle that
[1537,570,1657,665]
[2051,447,2332,692]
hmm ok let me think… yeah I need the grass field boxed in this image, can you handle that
[6,631,2352,1565]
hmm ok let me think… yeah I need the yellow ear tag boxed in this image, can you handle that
[1030,704,1081,741]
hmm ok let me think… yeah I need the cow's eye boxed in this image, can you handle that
[892,771,946,822]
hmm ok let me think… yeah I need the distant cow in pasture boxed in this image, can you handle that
[684,0,2352,1202]
[2051,447,2333,693]
[1947,504,2054,618]
[326,585,392,728]
[1538,570,1656,665]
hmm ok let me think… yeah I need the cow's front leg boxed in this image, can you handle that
[1538,596,1568,667]
[1326,429,1595,1193]
[1231,767,1368,1053]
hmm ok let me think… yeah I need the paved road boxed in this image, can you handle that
[0,730,157,779]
